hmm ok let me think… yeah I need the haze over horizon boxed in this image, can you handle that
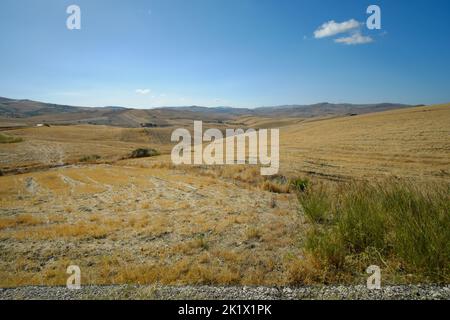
[1,0,450,109]
[0,95,420,110]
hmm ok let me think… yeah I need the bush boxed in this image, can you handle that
[290,178,310,193]
[79,155,101,162]
[300,185,332,224]
[299,180,450,283]
[130,148,160,158]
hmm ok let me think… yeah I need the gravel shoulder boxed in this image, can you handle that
[1,285,449,300]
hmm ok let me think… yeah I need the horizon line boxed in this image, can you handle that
[0,95,430,110]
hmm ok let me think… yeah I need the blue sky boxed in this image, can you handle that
[1,0,449,108]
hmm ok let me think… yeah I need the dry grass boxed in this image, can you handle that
[245,226,262,241]
[280,104,450,181]
[0,104,449,287]
[261,180,290,193]
[0,163,300,287]
[0,214,43,230]
[0,125,171,171]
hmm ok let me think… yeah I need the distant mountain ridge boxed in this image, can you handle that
[0,96,417,128]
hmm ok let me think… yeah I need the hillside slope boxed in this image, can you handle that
[0,96,414,128]
[279,103,450,181]
[0,104,449,288]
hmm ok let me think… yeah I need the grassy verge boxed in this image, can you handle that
[295,179,449,284]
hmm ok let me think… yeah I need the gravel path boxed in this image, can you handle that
[1,285,449,300]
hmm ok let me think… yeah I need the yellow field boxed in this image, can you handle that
[280,104,450,181]
[0,125,174,172]
[0,163,301,286]
[0,104,449,287]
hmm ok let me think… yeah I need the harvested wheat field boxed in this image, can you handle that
[0,104,449,287]
[279,104,450,181]
[0,162,302,287]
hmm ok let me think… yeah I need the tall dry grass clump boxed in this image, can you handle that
[298,179,450,283]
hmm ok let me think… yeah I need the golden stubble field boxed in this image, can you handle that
[279,104,450,181]
[0,104,449,287]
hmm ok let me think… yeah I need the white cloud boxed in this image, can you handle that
[314,19,361,38]
[334,32,373,45]
[135,89,150,95]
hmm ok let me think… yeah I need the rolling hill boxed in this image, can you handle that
[0,102,449,288]
[0,96,416,128]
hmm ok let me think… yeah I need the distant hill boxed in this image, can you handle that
[0,96,416,128]
[253,102,416,118]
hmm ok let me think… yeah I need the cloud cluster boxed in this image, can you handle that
[334,32,373,45]
[314,19,373,45]
[135,89,150,95]
[314,19,361,38]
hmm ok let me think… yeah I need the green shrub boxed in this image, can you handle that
[290,178,310,193]
[79,155,101,162]
[299,185,332,224]
[130,148,160,158]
